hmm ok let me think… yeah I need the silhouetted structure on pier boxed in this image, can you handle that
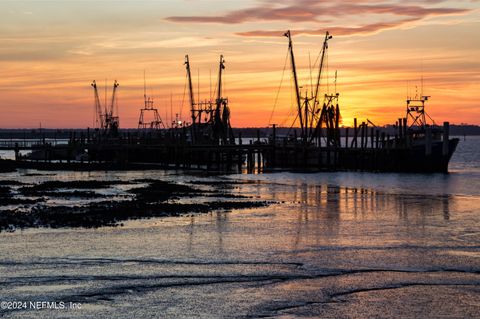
[2,34,459,174]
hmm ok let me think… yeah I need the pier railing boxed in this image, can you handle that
[0,139,67,150]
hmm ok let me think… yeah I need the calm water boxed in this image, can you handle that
[0,136,479,318]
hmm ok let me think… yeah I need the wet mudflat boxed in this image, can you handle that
[0,137,479,318]
[0,175,267,231]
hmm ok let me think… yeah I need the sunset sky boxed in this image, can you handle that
[0,0,478,128]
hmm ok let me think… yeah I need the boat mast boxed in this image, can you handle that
[108,80,119,127]
[109,80,119,117]
[284,30,304,140]
[311,32,332,139]
[313,32,332,108]
[213,55,226,143]
[216,55,225,109]
[185,55,196,141]
[185,55,195,121]
[91,80,104,129]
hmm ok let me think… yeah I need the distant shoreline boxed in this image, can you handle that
[0,125,479,139]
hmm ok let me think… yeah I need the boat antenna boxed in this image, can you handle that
[170,91,173,128]
[104,78,107,117]
[421,76,424,97]
[197,68,200,109]
[334,70,337,94]
[143,70,147,108]
[420,58,424,97]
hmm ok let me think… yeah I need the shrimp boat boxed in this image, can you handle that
[264,30,459,173]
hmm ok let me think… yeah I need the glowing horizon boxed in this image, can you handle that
[0,0,478,129]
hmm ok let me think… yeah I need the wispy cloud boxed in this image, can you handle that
[99,36,223,50]
[165,0,471,37]
[236,18,420,37]
[166,3,467,24]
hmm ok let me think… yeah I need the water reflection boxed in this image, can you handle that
[183,180,455,254]
[215,211,228,254]
[243,181,452,222]
[1,169,478,319]
[187,215,195,253]
[443,196,450,220]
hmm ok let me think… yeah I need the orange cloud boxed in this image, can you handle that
[236,18,419,37]
[165,0,470,25]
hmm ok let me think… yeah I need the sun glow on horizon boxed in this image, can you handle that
[0,1,478,128]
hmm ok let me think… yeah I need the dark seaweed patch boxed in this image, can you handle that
[17,180,129,197]
[0,186,10,196]
[0,201,268,230]
[131,180,201,202]
[0,180,26,186]
[41,191,108,198]
[0,185,44,205]
[21,180,127,191]
[0,179,270,232]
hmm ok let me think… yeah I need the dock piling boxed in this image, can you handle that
[353,118,358,148]
[345,127,349,149]
[425,126,432,156]
[442,121,450,156]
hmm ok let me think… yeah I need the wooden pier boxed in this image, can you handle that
[2,120,458,174]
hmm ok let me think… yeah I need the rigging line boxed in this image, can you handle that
[280,105,296,127]
[279,93,295,126]
[213,61,218,103]
[180,72,187,121]
[268,48,290,126]
[286,112,299,138]
[312,50,321,72]
[310,48,323,113]
[283,72,298,132]
[326,49,329,94]
[223,67,226,97]
[309,51,313,96]
[212,79,218,102]
[280,84,297,128]
[310,46,329,136]
[310,48,328,136]
[287,66,295,126]
[426,112,436,126]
